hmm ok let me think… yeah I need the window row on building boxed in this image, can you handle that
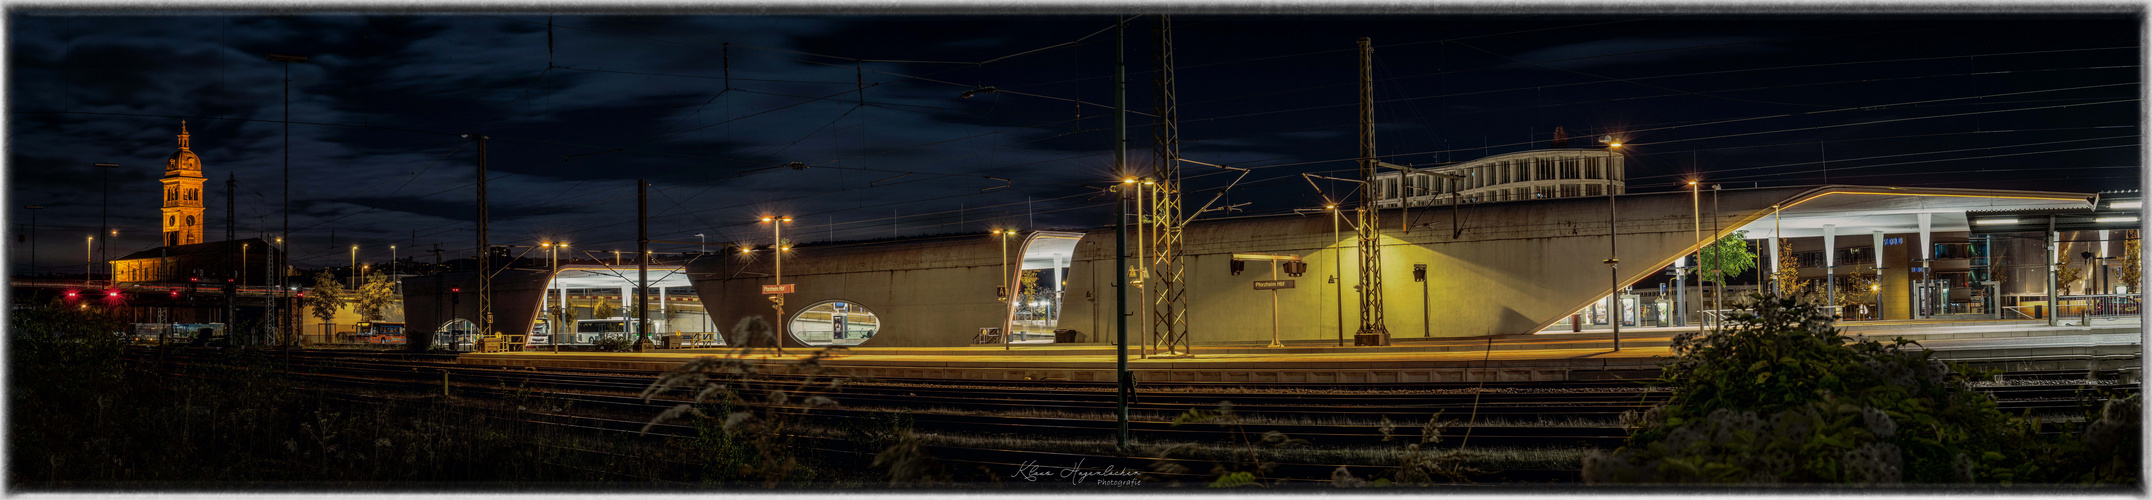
[1371,149,1625,207]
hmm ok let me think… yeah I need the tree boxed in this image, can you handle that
[2057,254,2085,295]
[1772,239,1801,297]
[594,301,617,321]
[350,268,396,322]
[304,270,347,336]
[1697,230,1758,287]
[2121,232,2141,293]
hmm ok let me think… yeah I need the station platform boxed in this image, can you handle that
[457,318,2141,384]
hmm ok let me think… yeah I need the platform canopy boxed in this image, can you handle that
[545,264,694,289]
[1730,187,2094,238]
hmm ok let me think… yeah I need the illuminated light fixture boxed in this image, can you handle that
[760,216,773,222]
[2095,216,2139,223]
[1142,177,1156,185]
[1870,284,1881,292]
[2110,201,2142,209]
[1687,180,1697,185]
[780,246,791,252]
[740,247,753,254]
[108,290,120,297]
[1974,219,2018,225]
[1122,178,1136,184]
[991,229,1003,235]
[1325,204,1337,210]
[781,217,792,223]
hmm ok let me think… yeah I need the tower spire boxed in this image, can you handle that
[178,121,191,150]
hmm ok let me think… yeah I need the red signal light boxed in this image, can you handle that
[170,291,181,298]
[190,277,200,282]
[451,287,461,293]
[65,290,79,299]
[107,290,120,297]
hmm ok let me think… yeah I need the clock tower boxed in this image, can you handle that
[161,121,205,247]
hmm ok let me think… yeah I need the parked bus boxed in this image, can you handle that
[355,321,406,345]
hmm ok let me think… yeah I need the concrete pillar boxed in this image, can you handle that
[1873,230,1887,320]
[2099,230,2111,294]
[659,285,668,334]
[620,285,632,334]
[1918,213,1933,318]
[1767,234,1781,293]
[1824,224,1837,310]
[2047,217,2058,326]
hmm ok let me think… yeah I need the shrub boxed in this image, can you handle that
[1583,294,2051,485]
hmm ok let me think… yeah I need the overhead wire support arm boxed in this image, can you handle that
[1177,158,1251,228]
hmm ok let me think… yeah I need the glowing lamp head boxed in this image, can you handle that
[780,246,791,252]
[1122,178,1136,184]
[760,216,774,223]
[781,217,792,223]
[1871,285,1881,291]
[1608,142,1622,148]
[740,247,753,254]
[1325,204,1337,210]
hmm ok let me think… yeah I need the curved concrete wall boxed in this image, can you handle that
[648,185,2094,348]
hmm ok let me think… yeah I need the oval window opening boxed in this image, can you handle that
[787,300,880,347]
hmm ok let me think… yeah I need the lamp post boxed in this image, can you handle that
[241,242,248,287]
[1329,204,1342,347]
[92,163,118,284]
[761,215,791,355]
[23,205,42,276]
[1604,140,1622,350]
[350,245,359,287]
[87,236,95,281]
[544,241,565,352]
[993,229,1020,350]
[1690,180,1704,336]
[390,244,398,295]
[1711,184,1723,328]
[694,233,706,254]
[266,53,307,346]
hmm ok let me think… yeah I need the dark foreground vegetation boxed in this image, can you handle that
[1587,294,2141,488]
[7,299,2141,490]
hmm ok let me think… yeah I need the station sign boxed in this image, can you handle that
[1253,280,1295,290]
[761,284,795,294]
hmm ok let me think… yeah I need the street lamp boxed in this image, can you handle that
[1689,179,1703,335]
[993,228,1020,350]
[266,53,308,346]
[762,215,792,355]
[92,163,118,283]
[350,245,360,287]
[1327,203,1342,347]
[23,205,42,277]
[694,233,706,254]
[1711,184,1723,327]
[86,236,94,281]
[543,241,567,352]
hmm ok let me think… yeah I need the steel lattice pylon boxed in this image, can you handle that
[1149,15,1189,356]
[1354,37,1388,345]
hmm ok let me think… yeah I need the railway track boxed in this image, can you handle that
[128,347,2136,484]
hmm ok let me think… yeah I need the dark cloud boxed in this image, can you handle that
[6,13,2139,273]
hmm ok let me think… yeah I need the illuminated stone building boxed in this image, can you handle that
[162,122,206,247]
[109,122,280,285]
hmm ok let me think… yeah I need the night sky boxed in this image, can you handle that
[6,12,2141,272]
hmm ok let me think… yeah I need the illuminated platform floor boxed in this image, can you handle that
[459,319,2140,383]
